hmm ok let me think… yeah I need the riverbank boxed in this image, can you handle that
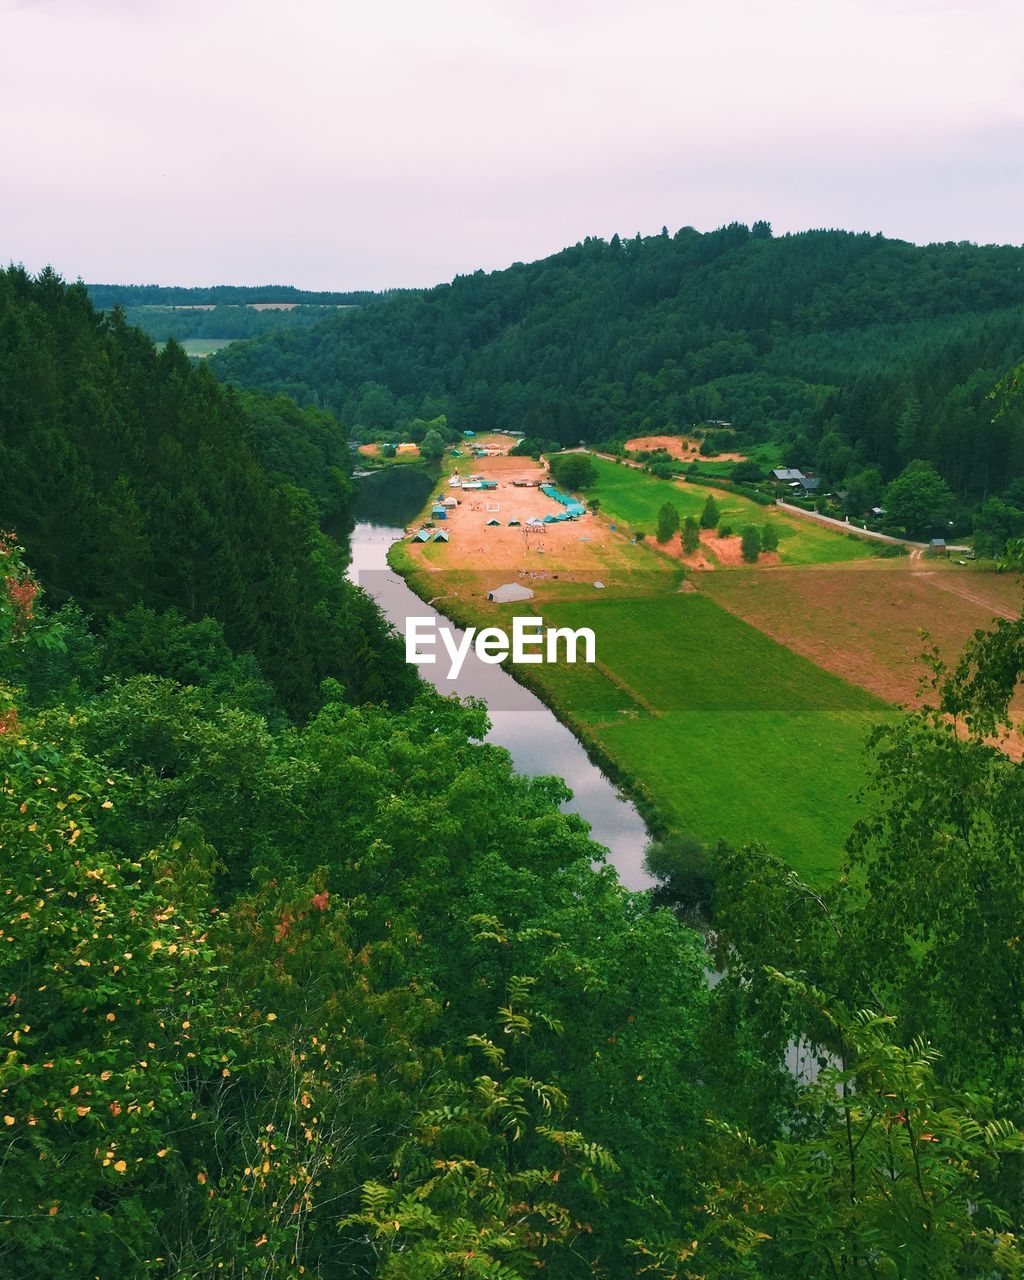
[385,445,888,883]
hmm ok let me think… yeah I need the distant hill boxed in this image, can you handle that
[208,224,1024,500]
[85,283,399,308]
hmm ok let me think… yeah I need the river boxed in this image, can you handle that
[348,482,654,890]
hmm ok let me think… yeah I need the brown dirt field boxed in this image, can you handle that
[403,446,638,585]
[625,434,747,464]
[703,566,1024,752]
[651,528,780,571]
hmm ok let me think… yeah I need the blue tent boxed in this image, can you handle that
[411,529,430,542]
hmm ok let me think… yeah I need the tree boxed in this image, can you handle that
[682,515,700,554]
[549,453,596,491]
[760,522,779,552]
[657,502,680,543]
[740,525,760,562]
[845,465,884,515]
[884,460,955,536]
[665,981,1024,1280]
[419,428,445,460]
[699,494,720,529]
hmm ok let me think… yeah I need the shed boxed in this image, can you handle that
[431,505,447,521]
[929,538,947,557]
[487,583,535,603]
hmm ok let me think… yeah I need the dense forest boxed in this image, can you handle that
[211,224,1024,503]
[0,267,411,718]
[4,270,1024,1276]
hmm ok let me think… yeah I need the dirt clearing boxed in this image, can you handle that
[625,434,747,464]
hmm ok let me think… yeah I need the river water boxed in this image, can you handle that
[347,505,655,890]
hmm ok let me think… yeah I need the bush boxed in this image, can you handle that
[718,524,733,538]
[760,522,780,552]
[741,525,761,562]
[682,515,700,554]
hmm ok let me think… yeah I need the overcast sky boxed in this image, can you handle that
[2,0,1022,289]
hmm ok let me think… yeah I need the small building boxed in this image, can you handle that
[487,583,535,603]
[396,442,418,454]
[479,480,498,490]
[771,468,805,484]
[431,505,447,521]
[463,430,476,438]
[929,538,947,557]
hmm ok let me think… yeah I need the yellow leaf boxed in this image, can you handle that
[113,1160,127,1173]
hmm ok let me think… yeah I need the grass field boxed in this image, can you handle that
[517,594,886,882]
[157,337,237,358]
[586,456,874,566]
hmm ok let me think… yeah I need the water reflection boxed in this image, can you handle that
[348,519,654,890]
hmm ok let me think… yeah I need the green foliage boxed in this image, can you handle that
[417,429,443,461]
[884,460,956,537]
[700,494,721,528]
[0,267,414,719]
[656,502,680,543]
[548,452,596,491]
[644,981,1024,1279]
[681,515,700,554]
[740,525,761,562]
[760,522,780,552]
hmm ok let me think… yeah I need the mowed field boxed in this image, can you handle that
[499,593,886,884]
[585,455,874,566]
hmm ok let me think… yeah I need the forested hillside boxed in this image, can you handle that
[5,269,1024,1275]
[0,267,412,718]
[211,224,1024,500]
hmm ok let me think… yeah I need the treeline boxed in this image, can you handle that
[117,304,357,344]
[85,283,397,307]
[0,267,412,718]
[209,224,1024,502]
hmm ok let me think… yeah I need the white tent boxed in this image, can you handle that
[487,583,535,604]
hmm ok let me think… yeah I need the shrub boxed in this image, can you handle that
[741,525,761,562]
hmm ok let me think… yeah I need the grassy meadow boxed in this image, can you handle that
[586,455,875,566]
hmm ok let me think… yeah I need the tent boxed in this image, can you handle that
[507,519,521,526]
[487,583,535,603]
[411,529,431,542]
[431,505,447,521]
[485,518,500,526]
[433,529,449,542]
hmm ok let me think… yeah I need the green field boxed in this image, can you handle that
[513,593,887,882]
[586,455,874,566]
[158,337,237,358]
